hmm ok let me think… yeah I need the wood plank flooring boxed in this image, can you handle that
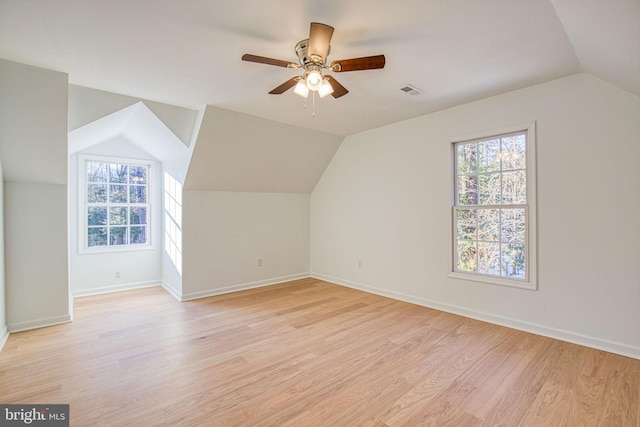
[1,278,638,426]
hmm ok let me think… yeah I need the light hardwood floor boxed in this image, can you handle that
[1,278,638,426]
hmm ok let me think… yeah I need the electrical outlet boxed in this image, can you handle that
[257,258,263,267]
[115,271,121,278]
[358,260,363,268]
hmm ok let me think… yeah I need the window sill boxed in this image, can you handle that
[448,272,537,290]
[79,244,156,255]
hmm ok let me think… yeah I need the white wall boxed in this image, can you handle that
[68,90,202,300]
[182,191,310,300]
[0,160,6,349]
[160,107,205,298]
[311,73,640,358]
[0,59,70,332]
[176,106,337,300]
[5,183,70,330]
[69,137,162,296]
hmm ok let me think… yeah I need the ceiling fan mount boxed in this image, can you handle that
[242,22,385,100]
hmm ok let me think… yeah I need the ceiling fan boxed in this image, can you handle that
[242,22,385,100]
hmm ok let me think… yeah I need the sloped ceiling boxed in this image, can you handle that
[68,102,188,162]
[185,106,343,194]
[1,0,637,137]
[550,0,640,96]
[69,85,199,147]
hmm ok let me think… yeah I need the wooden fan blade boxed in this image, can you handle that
[325,76,349,98]
[308,22,334,62]
[269,77,299,94]
[242,54,296,68]
[330,55,386,72]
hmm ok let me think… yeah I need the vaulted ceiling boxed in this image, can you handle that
[0,0,638,136]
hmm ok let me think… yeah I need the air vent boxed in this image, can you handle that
[400,84,423,96]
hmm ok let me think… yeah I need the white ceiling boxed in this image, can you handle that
[0,0,638,136]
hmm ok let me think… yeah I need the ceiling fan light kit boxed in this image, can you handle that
[242,22,385,115]
[293,78,309,97]
[318,79,334,98]
[305,66,323,91]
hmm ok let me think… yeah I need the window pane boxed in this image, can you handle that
[479,173,501,205]
[87,184,107,203]
[478,242,501,275]
[502,170,526,204]
[109,207,127,225]
[88,227,107,247]
[457,143,477,175]
[130,226,147,244]
[478,209,500,242]
[501,243,525,279]
[87,162,108,182]
[453,130,530,284]
[457,175,478,205]
[456,209,477,240]
[129,166,147,184]
[478,139,501,173]
[130,207,147,225]
[84,159,151,251]
[109,185,127,203]
[110,227,128,245]
[457,241,477,272]
[88,207,107,226]
[501,135,526,171]
[130,185,147,203]
[501,208,526,243]
[109,164,128,183]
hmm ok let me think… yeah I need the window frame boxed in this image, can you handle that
[78,154,154,254]
[448,122,537,290]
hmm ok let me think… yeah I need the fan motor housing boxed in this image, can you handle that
[295,39,330,66]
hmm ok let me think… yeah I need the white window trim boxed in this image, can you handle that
[78,154,155,254]
[448,121,537,290]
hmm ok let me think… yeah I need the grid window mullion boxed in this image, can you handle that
[85,160,150,249]
[453,131,527,281]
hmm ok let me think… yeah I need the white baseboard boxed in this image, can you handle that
[311,273,640,360]
[72,280,161,298]
[0,326,9,351]
[180,273,310,302]
[160,281,182,301]
[8,314,72,334]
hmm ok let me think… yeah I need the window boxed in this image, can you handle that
[450,122,537,289]
[164,172,183,275]
[81,156,151,252]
